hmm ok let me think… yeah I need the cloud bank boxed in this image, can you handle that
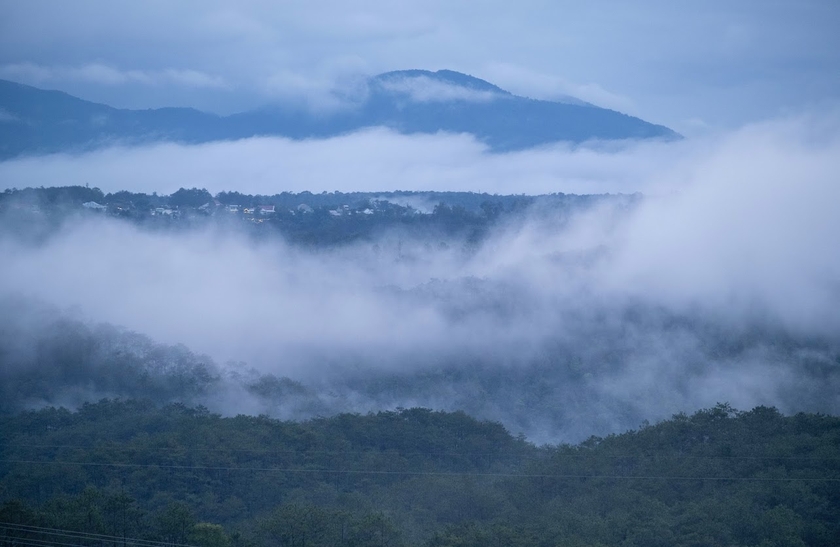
[376,75,502,103]
[1,115,839,442]
[0,129,691,196]
[0,62,228,89]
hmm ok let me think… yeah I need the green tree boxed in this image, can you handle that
[157,502,197,545]
[191,522,231,547]
[170,187,213,208]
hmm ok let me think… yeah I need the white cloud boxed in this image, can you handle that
[160,68,228,89]
[376,75,502,103]
[0,129,692,196]
[607,115,840,335]
[481,62,636,112]
[0,62,227,89]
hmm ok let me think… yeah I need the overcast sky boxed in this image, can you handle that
[1,0,838,135]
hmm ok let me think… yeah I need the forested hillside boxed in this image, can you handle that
[1,401,838,546]
[0,185,613,247]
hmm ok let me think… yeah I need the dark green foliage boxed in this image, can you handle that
[0,185,104,206]
[1,402,838,545]
[170,187,214,208]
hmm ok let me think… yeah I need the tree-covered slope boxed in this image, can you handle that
[1,402,838,546]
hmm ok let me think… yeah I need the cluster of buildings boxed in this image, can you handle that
[220,204,276,215]
[20,196,420,224]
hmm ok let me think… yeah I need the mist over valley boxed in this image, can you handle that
[2,115,838,444]
[2,4,840,544]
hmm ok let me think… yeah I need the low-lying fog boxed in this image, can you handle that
[1,114,839,443]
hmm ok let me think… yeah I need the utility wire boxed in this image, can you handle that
[5,443,839,461]
[0,521,198,547]
[2,458,838,482]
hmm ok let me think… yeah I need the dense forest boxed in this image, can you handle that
[1,401,838,546]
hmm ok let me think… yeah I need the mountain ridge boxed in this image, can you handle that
[0,70,680,159]
[373,69,513,95]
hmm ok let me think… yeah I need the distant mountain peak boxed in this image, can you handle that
[369,70,514,104]
[373,69,510,95]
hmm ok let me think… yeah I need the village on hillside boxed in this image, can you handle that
[1,185,622,246]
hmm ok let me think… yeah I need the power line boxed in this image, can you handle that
[6,443,839,461]
[0,521,198,547]
[2,458,838,482]
[4,442,531,458]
